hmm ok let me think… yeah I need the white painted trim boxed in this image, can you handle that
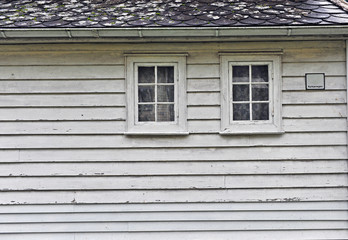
[125,54,187,135]
[0,26,348,40]
[220,53,283,135]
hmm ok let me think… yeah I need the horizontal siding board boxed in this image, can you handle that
[187,64,219,79]
[282,62,346,76]
[4,146,345,162]
[188,120,220,133]
[0,80,125,93]
[0,94,125,107]
[0,51,124,66]
[1,202,347,213]
[0,66,124,80]
[187,79,220,92]
[0,133,345,149]
[188,106,220,119]
[2,231,348,240]
[282,48,345,62]
[1,211,347,223]
[283,105,347,118]
[188,92,220,106]
[0,108,125,121]
[0,188,347,204]
[283,119,347,132]
[283,76,346,91]
[0,160,346,177]
[1,174,346,191]
[283,91,346,104]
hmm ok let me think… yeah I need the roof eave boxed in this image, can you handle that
[1,25,348,40]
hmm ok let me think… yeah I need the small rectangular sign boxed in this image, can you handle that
[306,73,325,90]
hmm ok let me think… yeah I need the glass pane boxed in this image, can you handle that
[138,104,155,122]
[157,104,174,122]
[138,67,155,83]
[233,103,250,121]
[233,84,249,102]
[252,103,269,120]
[138,86,155,102]
[252,84,269,101]
[157,85,174,102]
[158,66,174,83]
[252,65,268,82]
[232,66,249,82]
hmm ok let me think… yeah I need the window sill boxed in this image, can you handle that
[220,123,284,135]
[124,131,189,136]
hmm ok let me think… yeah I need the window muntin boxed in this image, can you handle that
[137,66,175,123]
[231,63,271,122]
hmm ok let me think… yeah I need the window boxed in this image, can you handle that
[220,52,283,134]
[125,54,187,134]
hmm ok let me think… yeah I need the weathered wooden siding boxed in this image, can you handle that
[0,40,346,239]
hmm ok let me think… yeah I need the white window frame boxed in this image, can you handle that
[125,54,188,135]
[220,52,283,134]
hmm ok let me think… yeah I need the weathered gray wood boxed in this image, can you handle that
[187,106,220,119]
[187,64,220,78]
[188,92,220,106]
[187,79,220,92]
[283,119,347,132]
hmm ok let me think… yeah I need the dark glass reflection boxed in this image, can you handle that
[158,67,174,83]
[233,66,249,82]
[252,84,269,101]
[233,85,249,101]
[138,86,155,102]
[157,86,174,102]
[252,65,268,82]
[157,104,175,122]
[138,104,155,122]
[252,103,269,120]
[138,67,155,83]
[233,103,250,121]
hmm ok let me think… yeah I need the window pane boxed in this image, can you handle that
[138,104,155,122]
[138,86,155,102]
[157,85,174,102]
[157,104,174,122]
[233,84,249,102]
[252,84,269,101]
[252,103,269,120]
[138,67,155,83]
[232,66,249,82]
[252,65,268,82]
[158,66,174,83]
[233,103,250,121]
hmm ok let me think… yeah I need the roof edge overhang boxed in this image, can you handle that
[0,25,348,42]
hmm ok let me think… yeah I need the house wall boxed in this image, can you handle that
[0,40,347,239]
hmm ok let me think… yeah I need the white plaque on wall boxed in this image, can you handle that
[306,73,325,90]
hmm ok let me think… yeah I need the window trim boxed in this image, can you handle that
[125,54,188,135]
[220,52,283,134]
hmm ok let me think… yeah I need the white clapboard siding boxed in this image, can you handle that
[0,132,345,149]
[0,160,346,176]
[0,174,346,191]
[0,65,124,79]
[1,231,348,240]
[0,188,347,204]
[0,80,125,93]
[0,146,345,162]
[0,41,346,239]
